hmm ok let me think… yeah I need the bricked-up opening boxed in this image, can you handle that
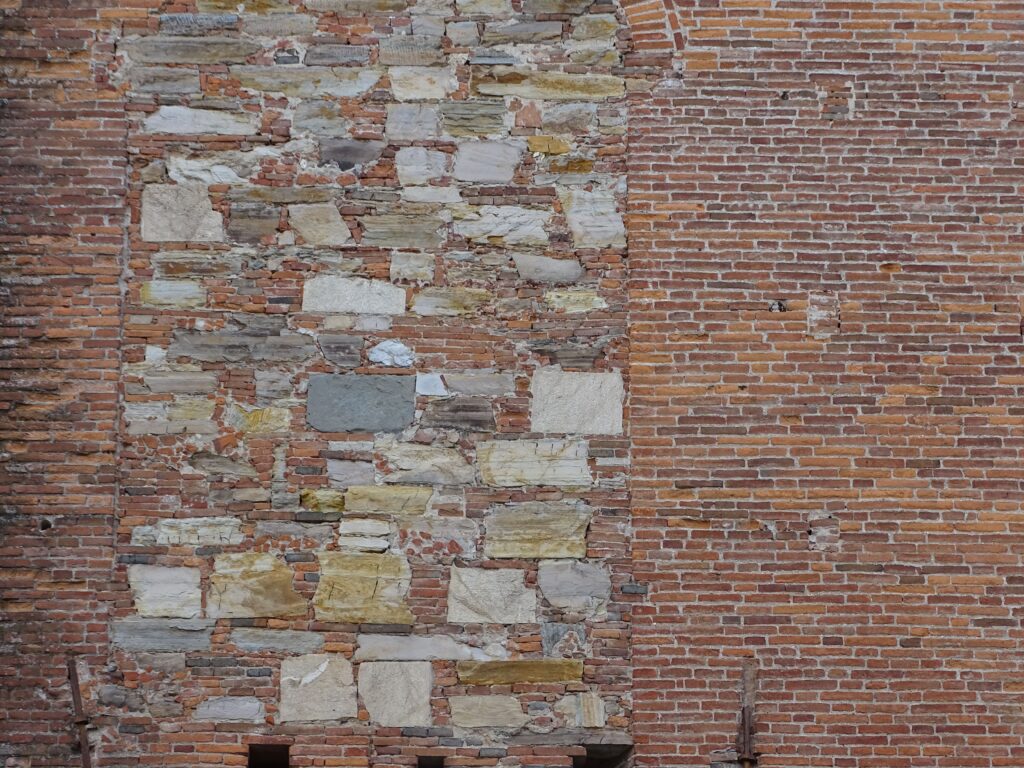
[572,745,633,768]
[248,744,289,768]
[416,757,444,768]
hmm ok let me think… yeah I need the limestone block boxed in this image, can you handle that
[305,44,371,65]
[129,66,201,94]
[379,439,476,485]
[386,104,441,141]
[379,35,443,66]
[441,100,507,137]
[280,654,357,721]
[444,372,515,396]
[307,374,415,433]
[140,280,206,308]
[456,0,512,16]
[477,439,591,488]
[194,696,265,722]
[484,501,591,558]
[512,253,582,283]
[314,552,415,624]
[558,188,625,248]
[143,105,257,135]
[530,369,623,434]
[360,213,445,249]
[446,21,479,46]
[321,139,386,170]
[542,103,597,133]
[141,183,223,242]
[354,633,491,661]
[337,519,391,551]
[188,452,257,477]
[358,661,432,726]
[453,141,524,183]
[320,334,364,367]
[208,553,306,619]
[369,340,415,367]
[226,404,291,434]
[231,66,380,98]
[169,324,316,363]
[527,135,572,155]
[390,66,456,101]
[230,628,325,654]
[473,68,625,101]
[544,289,608,313]
[111,618,214,652]
[391,252,435,282]
[456,659,583,685]
[412,287,490,316]
[158,13,238,34]
[482,21,563,44]
[299,488,346,514]
[416,372,449,395]
[449,695,527,729]
[294,100,351,137]
[130,517,243,547]
[447,567,536,624]
[255,522,335,545]
[122,36,260,64]
[454,205,549,246]
[306,0,406,10]
[289,203,352,246]
[128,565,201,618]
[303,276,407,315]
[421,396,495,431]
[343,485,433,515]
[538,560,611,614]
[395,146,448,185]
[327,459,375,487]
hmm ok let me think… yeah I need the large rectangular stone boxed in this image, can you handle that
[127,565,201,618]
[484,501,590,558]
[477,439,591,488]
[360,213,445,249]
[447,567,536,625]
[529,369,624,434]
[472,68,625,101]
[207,553,306,619]
[307,375,415,433]
[456,660,583,685]
[449,696,528,728]
[303,276,407,315]
[122,36,260,64]
[231,66,380,98]
[314,552,414,624]
[343,485,432,515]
[143,105,258,135]
[110,618,214,652]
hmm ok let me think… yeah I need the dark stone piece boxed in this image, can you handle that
[319,334,363,367]
[159,13,239,35]
[320,139,386,171]
[227,201,279,244]
[306,374,415,433]
[304,44,370,66]
[421,396,495,431]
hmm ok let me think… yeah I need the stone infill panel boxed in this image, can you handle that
[111,0,631,765]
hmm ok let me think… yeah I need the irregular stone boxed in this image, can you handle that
[512,253,582,283]
[307,374,415,433]
[580,692,606,728]
[111,618,214,652]
[472,68,624,101]
[131,517,244,547]
[395,147,448,185]
[140,280,206,308]
[289,203,352,246]
[293,100,351,137]
[538,560,611,614]
[544,289,607,313]
[159,13,239,34]
[457,659,583,685]
[122,36,260,64]
[379,35,443,65]
[359,661,432,726]
[305,44,371,65]
[326,459,375,486]
[444,372,514,396]
[449,695,527,729]
[453,141,523,183]
[390,66,456,101]
[321,139,386,170]
[391,252,434,282]
[208,553,306,619]
[422,396,495,431]
[300,488,347,513]
[343,485,432,515]
[243,13,316,34]
[152,249,243,278]
[386,104,441,141]
[303,276,407,315]
[542,103,597,133]
[571,13,618,40]
[530,369,623,434]
[226,404,291,434]
[558,188,625,248]
[314,552,414,624]
[446,21,480,46]
[123,398,216,436]
[230,628,325,654]
[541,622,587,657]
[412,287,490,316]
[360,213,445,249]
[401,517,480,559]
[231,66,380,98]
[441,100,507,137]
[143,105,258,135]
[141,183,223,242]
[456,0,513,16]
[189,452,256,480]
[527,135,572,155]
[194,696,265,722]
[379,440,475,485]
[320,334,364,367]
[481,21,563,44]
[369,340,415,367]
[129,66,201,94]
[280,654,357,721]
[354,633,491,661]
[127,565,201,618]
[477,439,591,488]
[255,521,335,544]
[484,501,591,558]
[454,205,549,246]
[447,567,536,624]
[337,519,390,551]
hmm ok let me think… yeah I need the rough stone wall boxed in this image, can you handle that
[104,0,633,766]
[628,2,1024,767]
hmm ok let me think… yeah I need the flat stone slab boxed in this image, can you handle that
[354,633,492,661]
[207,553,306,619]
[530,370,624,435]
[111,618,214,652]
[280,654,357,721]
[307,374,415,433]
[539,561,612,615]
[194,696,265,722]
[127,565,201,618]
[484,501,591,558]
[477,439,591,488]
[447,567,536,625]
[358,661,432,726]
[456,660,583,685]
[303,276,407,315]
[449,695,528,729]
[314,552,414,624]
[229,628,325,654]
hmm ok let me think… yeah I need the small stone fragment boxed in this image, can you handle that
[321,139,386,170]
[391,252,435,282]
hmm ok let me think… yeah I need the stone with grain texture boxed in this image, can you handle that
[354,634,491,661]
[141,183,223,242]
[360,213,445,249]
[231,66,380,98]
[512,253,583,283]
[454,205,549,245]
[538,560,611,614]
[484,501,591,558]
[143,105,257,135]
[530,369,623,434]
[477,439,591,487]
[122,36,260,64]
[379,35,443,66]
[111,618,213,652]
[473,68,624,101]
[453,141,524,183]
[343,485,433,515]
[395,146,448,185]
[208,553,305,619]
[131,517,243,546]
[280,654,357,721]
[422,396,495,431]
[558,188,625,248]
[230,628,325,654]
[449,696,528,729]
[289,203,352,246]
[386,104,441,141]
[303,276,406,315]
[314,552,414,624]
[194,696,265,722]
[413,287,490,316]
[441,100,507,137]
[307,374,415,433]
[456,659,583,685]
[447,567,536,624]
[128,565,201,618]
[390,66,456,101]
[379,440,476,485]
[358,661,432,726]
[140,280,206,308]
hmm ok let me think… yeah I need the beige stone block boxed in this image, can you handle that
[472,68,624,101]
[343,485,432,515]
[128,565,201,618]
[449,695,527,729]
[484,501,591,558]
[314,552,414,624]
[456,659,583,685]
[280,654,357,722]
[477,439,591,488]
[358,661,432,726]
[208,553,306,619]
[529,369,624,435]
[447,567,536,625]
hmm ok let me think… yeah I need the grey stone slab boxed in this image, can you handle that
[111,618,214,652]
[319,334,363,367]
[305,44,371,65]
[481,21,563,44]
[129,66,201,94]
[422,396,495,431]
[194,696,265,722]
[360,213,445,249]
[307,374,415,433]
[230,628,325,654]
[440,100,506,138]
[321,139,386,171]
[158,13,239,34]
[122,36,260,64]
[379,35,444,65]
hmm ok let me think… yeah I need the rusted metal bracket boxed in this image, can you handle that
[736,660,758,768]
[67,655,93,768]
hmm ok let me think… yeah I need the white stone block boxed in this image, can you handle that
[447,567,536,624]
[358,661,432,726]
[303,276,407,315]
[530,369,623,434]
[128,565,202,618]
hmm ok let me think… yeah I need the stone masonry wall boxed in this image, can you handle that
[105,0,633,766]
